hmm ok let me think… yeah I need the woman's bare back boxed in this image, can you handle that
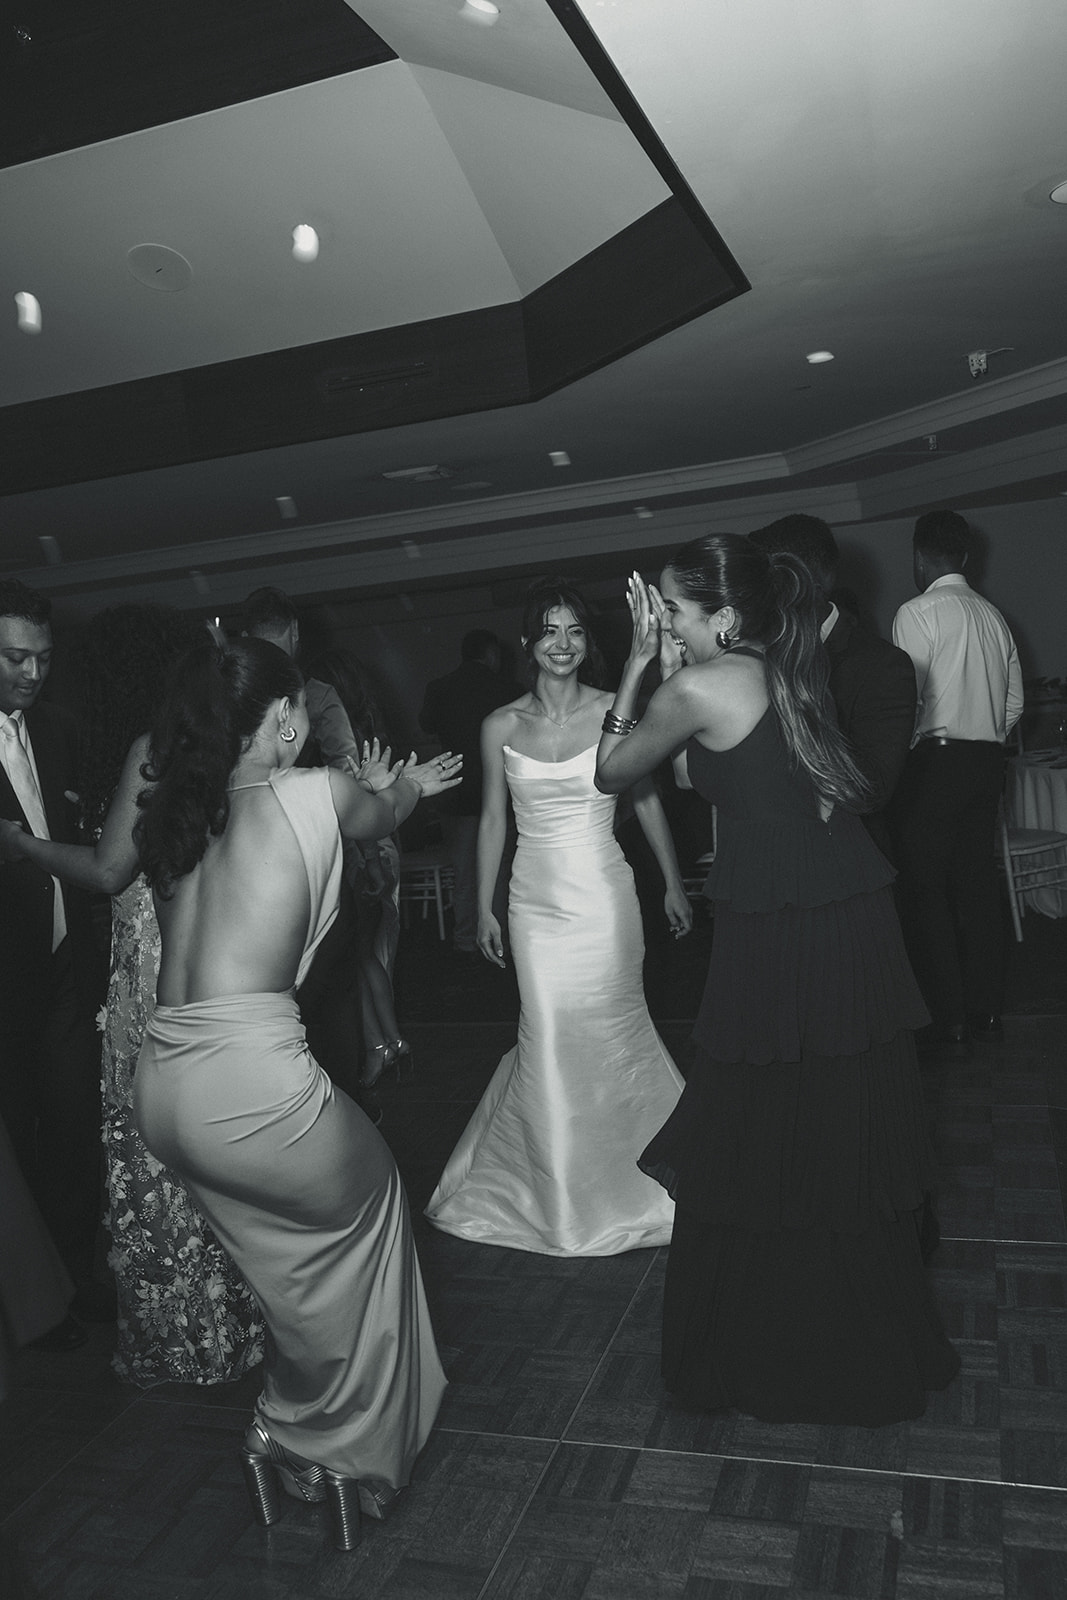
[154,783,312,1006]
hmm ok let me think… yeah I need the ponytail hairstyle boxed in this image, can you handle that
[664,533,871,811]
[520,577,607,689]
[136,637,303,897]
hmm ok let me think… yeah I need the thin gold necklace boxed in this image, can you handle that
[534,694,585,728]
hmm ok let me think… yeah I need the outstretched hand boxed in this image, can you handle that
[626,570,661,673]
[400,751,464,798]
[353,738,399,793]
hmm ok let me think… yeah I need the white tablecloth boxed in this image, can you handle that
[1006,752,1067,917]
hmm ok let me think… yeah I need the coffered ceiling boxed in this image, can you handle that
[2,0,1066,613]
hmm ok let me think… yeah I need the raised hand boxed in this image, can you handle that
[626,570,661,672]
[354,738,398,793]
[649,584,686,679]
[400,751,464,798]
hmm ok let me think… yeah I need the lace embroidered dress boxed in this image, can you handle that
[102,875,264,1386]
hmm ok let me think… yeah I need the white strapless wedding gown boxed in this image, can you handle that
[425,744,682,1255]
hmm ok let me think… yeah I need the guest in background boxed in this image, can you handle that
[241,586,360,767]
[308,647,408,1085]
[1,603,266,1385]
[420,630,518,955]
[892,510,1023,1057]
[0,580,110,1327]
[749,514,917,862]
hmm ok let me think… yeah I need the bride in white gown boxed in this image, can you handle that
[425,579,691,1256]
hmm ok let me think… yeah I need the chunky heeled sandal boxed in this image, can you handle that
[240,1421,326,1516]
[357,1479,404,1521]
[239,1422,363,1551]
[386,1038,412,1079]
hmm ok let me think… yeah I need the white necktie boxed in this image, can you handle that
[1,715,67,951]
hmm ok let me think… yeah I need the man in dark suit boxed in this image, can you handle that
[749,515,917,861]
[0,580,110,1324]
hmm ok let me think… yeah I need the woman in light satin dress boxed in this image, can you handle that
[425,579,691,1256]
[131,637,461,1551]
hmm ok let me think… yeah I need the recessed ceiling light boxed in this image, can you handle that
[14,291,41,334]
[461,0,500,21]
[634,505,653,520]
[805,350,834,365]
[1050,181,1067,204]
[548,450,571,467]
[38,535,62,565]
[292,224,319,263]
[275,495,298,519]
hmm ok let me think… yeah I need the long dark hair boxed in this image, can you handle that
[68,604,201,833]
[136,637,303,897]
[665,533,870,810]
[305,646,385,749]
[520,577,607,689]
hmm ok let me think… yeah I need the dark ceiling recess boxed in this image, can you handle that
[0,197,744,494]
[0,0,395,167]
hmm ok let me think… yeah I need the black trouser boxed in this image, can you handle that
[893,740,1005,1032]
[0,939,103,1284]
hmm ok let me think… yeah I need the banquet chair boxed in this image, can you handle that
[397,849,455,941]
[996,810,1067,942]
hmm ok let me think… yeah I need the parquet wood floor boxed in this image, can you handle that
[2,939,1065,1598]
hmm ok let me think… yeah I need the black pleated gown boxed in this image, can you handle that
[640,704,960,1426]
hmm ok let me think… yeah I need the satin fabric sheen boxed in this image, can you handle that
[134,768,445,1484]
[425,744,682,1255]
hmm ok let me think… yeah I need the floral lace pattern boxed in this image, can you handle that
[102,877,265,1386]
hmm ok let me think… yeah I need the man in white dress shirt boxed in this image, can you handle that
[892,511,1023,1057]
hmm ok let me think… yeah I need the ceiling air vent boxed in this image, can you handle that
[317,360,435,406]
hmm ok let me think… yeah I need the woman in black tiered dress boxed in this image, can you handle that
[595,536,959,1427]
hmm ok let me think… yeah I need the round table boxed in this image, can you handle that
[1006,751,1067,917]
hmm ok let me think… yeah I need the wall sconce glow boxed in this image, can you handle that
[15,291,42,334]
[1050,181,1067,205]
[292,224,319,263]
[461,0,500,24]
[548,450,571,467]
[805,350,834,365]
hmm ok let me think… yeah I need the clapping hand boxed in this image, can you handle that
[353,738,401,793]
[649,584,686,679]
[399,751,464,798]
[626,570,661,673]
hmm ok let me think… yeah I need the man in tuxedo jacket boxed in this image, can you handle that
[749,515,917,862]
[0,581,109,1318]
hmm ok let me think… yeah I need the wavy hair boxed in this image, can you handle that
[520,577,607,689]
[306,646,386,749]
[136,637,303,897]
[665,534,871,810]
[67,604,201,832]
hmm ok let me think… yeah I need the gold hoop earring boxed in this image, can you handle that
[280,726,297,744]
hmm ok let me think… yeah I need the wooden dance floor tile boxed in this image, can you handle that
[4,921,1067,1596]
